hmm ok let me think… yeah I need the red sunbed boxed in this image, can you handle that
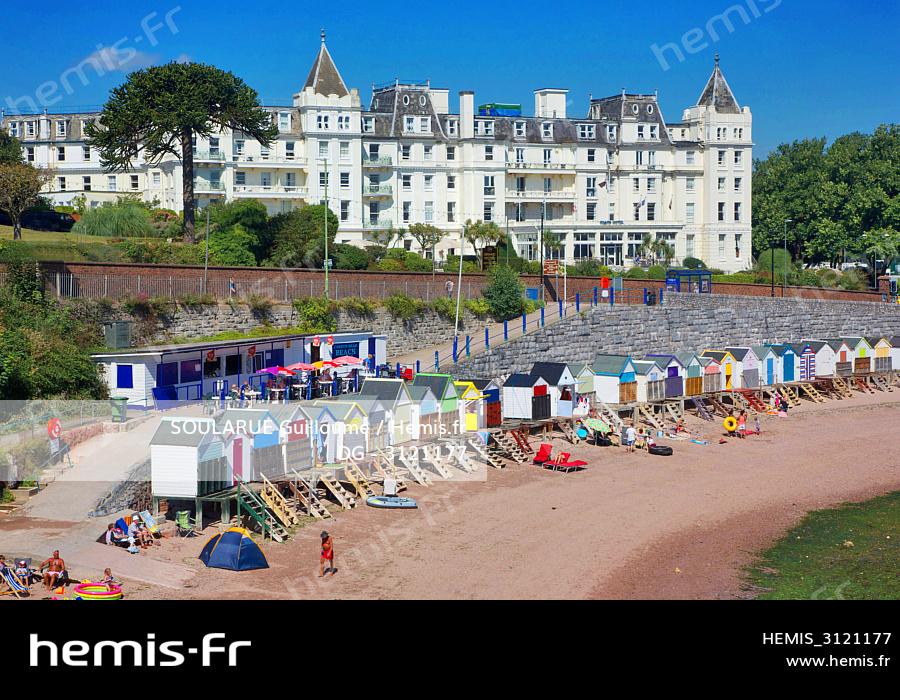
[533,443,553,465]
[547,452,588,473]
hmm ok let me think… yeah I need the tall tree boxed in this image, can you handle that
[0,130,23,165]
[463,219,504,256]
[86,62,277,243]
[0,163,53,240]
[265,204,337,269]
[407,223,444,256]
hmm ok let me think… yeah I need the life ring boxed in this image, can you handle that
[649,445,674,456]
[723,417,738,433]
[73,582,123,601]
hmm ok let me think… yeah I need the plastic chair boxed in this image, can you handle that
[176,510,198,538]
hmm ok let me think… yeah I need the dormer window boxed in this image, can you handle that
[514,121,526,138]
[25,121,36,138]
[542,122,553,139]
[419,116,430,133]
[279,112,292,132]
[56,120,67,137]
[447,119,458,136]
[363,116,375,133]
[475,120,494,136]
[578,124,595,140]
[404,116,416,133]
[606,125,617,141]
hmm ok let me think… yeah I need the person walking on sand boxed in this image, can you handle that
[320,531,335,577]
[624,422,637,453]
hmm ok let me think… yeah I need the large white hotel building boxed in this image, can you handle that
[2,34,752,271]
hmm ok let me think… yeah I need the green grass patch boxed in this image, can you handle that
[0,226,164,262]
[166,324,312,345]
[745,492,900,600]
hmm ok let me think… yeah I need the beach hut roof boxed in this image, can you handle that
[504,373,543,388]
[765,344,787,357]
[151,419,215,447]
[567,363,588,377]
[890,336,900,347]
[840,336,866,347]
[752,345,776,359]
[866,336,889,347]
[312,400,363,421]
[412,373,457,401]
[645,353,686,369]
[591,354,633,376]
[530,362,575,385]
[359,378,410,405]
[725,347,752,361]
[701,350,733,363]
[674,351,701,366]
[214,408,277,434]
[456,378,498,392]
[632,360,662,376]
[408,385,438,403]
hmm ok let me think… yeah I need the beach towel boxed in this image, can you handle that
[585,418,611,435]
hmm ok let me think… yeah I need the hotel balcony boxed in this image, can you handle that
[231,154,308,167]
[363,218,395,229]
[233,185,308,198]
[506,189,576,202]
[508,162,576,175]
[362,155,393,168]
[194,151,226,163]
[363,185,394,197]
[193,180,225,193]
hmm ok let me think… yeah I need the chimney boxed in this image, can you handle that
[459,91,475,139]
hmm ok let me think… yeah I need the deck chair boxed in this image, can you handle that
[548,452,588,473]
[533,443,553,466]
[1,568,29,598]
[175,510,198,538]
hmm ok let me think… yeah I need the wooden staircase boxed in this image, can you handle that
[319,474,358,509]
[236,481,288,542]
[854,376,875,394]
[418,446,455,480]
[637,404,664,431]
[492,431,531,464]
[288,471,332,520]
[510,429,534,454]
[872,374,893,392]
[737,389,767,413]
[664,401,684,423]
[344,461,376,499]
[797,383,827,404]
[368,456,408,492]
[470,439,505,470]
[706,395,730,417]
[691,397,713,421]
[558,420,582,445]
[596,402,625,432]
[777,385,801,408]
[260,474,300,528]
[831,376,854,398]
[387,449,433,486]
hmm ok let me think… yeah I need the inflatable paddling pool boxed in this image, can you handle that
[366,496,418,509]
[73,582,123,601]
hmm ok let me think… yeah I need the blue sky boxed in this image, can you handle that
[2,0,897,155]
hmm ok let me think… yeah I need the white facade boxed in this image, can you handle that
[2,39,752,272]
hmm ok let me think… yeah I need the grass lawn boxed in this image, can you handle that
[745,492,900,600]
[0,226,160,262]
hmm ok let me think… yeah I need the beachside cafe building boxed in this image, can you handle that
[92,331,388,409]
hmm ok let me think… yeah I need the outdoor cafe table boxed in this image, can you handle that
[244,390,261,406]
[269,388,286,404]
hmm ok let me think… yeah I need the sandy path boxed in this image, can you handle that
[119,391,900,601]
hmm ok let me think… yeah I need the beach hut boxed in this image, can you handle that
[799,340,838,379]
[355,396,390,451]
[412,373,461,434]
[457,378,503,428]
[150,418,229,501]
[725,347,761,389]
[454,380,489,432]
[217,408,284,480]
[841,337,874,375]
[502,374,551,421]
[633,360,667,403]
[790,343,816,382]
[267,403,313,473]
[408,385,441,439]
[312,400,369,462]
[890,336,900,374]
[821,339,853,376]
[766,344,797,384]
[590,355,638,406]
[697,355,723,394]
[867,336,893,374]
[675,352,704,396]
[701,350,738,390]
[359,378,415,445]
[529,363,578,418]
[643,354,686,399]
[752,345,779,387]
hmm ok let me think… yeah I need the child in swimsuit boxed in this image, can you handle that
[319,531,335,577]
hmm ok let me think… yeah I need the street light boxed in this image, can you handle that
[783,218,793,298]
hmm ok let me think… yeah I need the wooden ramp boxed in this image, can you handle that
[637,404,664,430]
[797,383,827,404]
[319,474,358,510]
[288,470,332,520]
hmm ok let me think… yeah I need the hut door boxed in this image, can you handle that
[233,438,243,483]
[784,357,794,382]
[766,358,774,385]
[725,365,733,390]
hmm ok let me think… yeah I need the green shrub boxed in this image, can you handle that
[72,202,156,238]
[337,296,377,316]
[523,298,545,314]
[646,265,667,280]
[333,244,370,271]
[429,296,456,319]
[682,257,707,270]
[245,294,273,316]
[293,297,337,333]
[624,267,648,279]
[208,224,258,267]
[384,293,424,320]
[178,293,217,308]
[483,265,525,321]
[839,269,868,291]
[712,273,757,284]
[464,297,491,318]
[444,255,482,274]
[121,294,173,319]
[567,259,614,278]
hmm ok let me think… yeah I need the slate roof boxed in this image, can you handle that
[591,355,632,376]
[503,373,540,388]
[412,373,456,401]
[866,336,889,347]
[359,379,408,404]
[765,345,787,357]
[456,378,498,391]
[675,352,700,367]
[304,34,349,98]
[725,347,752,361]
[701,350,732,363]
[151,419,215,447]
[530,362,574,385]
[697,56,741,114]
[632,360,660,376]
[752,345,775,359]
[407,385,437,403]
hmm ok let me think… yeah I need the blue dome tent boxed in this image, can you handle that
[198,527,269,571]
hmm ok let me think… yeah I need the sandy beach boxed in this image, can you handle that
[78,391,897,601]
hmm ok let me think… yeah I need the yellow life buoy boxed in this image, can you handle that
[723,417,738,433]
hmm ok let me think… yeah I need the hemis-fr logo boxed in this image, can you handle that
[30,633,251,668]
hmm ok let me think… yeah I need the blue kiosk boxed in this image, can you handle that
[666,269,712,294]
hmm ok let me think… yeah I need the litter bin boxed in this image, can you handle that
[110,397,128,424]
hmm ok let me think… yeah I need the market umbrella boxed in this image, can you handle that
[312,361,340,370]
[256,366,295,377]
[332,356,363,366]
[286,362,316,372]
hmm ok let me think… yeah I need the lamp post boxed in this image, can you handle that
[783,218,793,298]
[540,199,546,305]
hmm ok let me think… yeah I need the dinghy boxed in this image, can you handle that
[366,496,418,510]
